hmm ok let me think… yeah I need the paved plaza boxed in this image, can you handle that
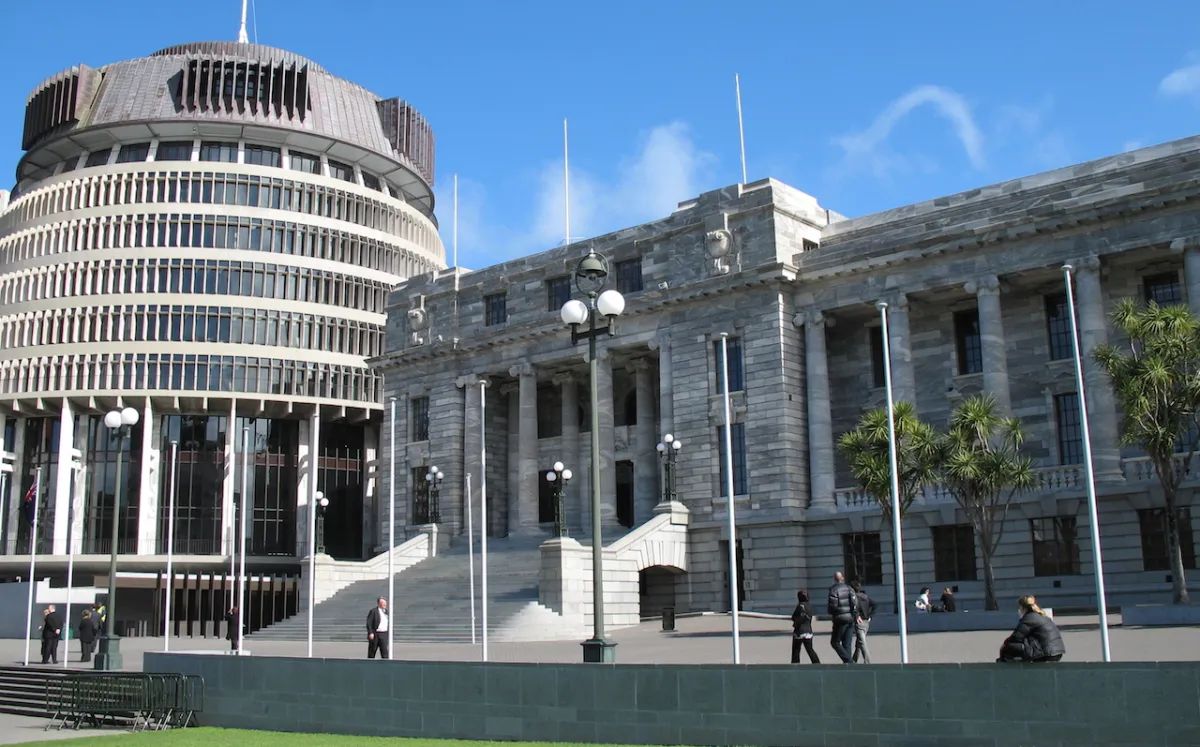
[4,613,1198,669]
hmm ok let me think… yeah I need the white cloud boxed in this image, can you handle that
[1160,62,1200,99]
[442,122,717,268]
[834,85,986,177]
[993,99,1070,169]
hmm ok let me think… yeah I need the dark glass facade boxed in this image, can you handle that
[159,415,227,555]
[83,415,142,555]
[318,423,364,559]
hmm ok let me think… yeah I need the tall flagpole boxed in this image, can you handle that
[63,455,79,669]
[23,467,41,667]
[163,441,179,651]
[237,428,249,654]
[466,473,477,646]
[453,174,459,270]
[563,119,571,246]
[877,300,910,664]
[237,0,249,43]
[387,397,396,658]
[1062,264,1112,661]
[735,74,748,185]
[719,333,741,663]
[307,410,320,658]
[479,379,489,662]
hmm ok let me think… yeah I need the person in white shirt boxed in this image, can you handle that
[366,597,390,659]
[915,587,933,613]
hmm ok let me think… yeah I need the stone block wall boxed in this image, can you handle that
[146,652,1200,746]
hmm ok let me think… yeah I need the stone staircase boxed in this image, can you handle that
[0,666,68,718]
[252,534,581,643]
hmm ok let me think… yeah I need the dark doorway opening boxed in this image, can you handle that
[719,539,746,611]
[616,460,635,528]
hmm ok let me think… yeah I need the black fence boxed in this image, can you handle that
[46,672,204,731]
[152,570,300,639]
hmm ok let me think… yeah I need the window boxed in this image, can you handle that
[116,143,150,163]
[199,141,238,163]
[409,396,430,441]
[1054,392,1083,465]
[85,149,112,168]
[538,466,558,524]
[155,141,193,161]
[713,336,745,392]
[932,524,977,581]
[1138,508,1197,571]
[411,465,431,524]
[869,326,885,388]
[1143,272,1183,307]
[484,293,507,326]
[614,258,643,293]
[716,422,748,495]
[361,172,381,191]
[536,384,562,438]
[1031,516,1081,576]
[843,532,883,584]
[546,275,571,312]
[954,309,983,375]
[244,144,281,168]
[1045,293,1073,361]
[290,151,321,174]
[328,160,354,183]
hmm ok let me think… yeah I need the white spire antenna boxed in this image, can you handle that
[453,174,459,270]
[563,118,571,246]
[237,0,250,43]
[735,73,748,184]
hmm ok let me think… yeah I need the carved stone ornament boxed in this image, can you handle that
[705,228,735,275]
[407,305,430,346]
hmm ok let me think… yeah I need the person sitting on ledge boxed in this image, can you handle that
[997,595,1065,663]
[940,587,957,612]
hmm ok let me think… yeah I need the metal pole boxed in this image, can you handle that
[563,118,571,245]
[466,473,476,645]
[388,397,396,658]
[23,467,41,667]
[479,380,489,662]
[719,333,741,663]
[877,301,910,664]
[307,410,320,658]
[64,460,77,668]
[583,293,613,662]
[164,441,178,651]
[107,434,125,639]
[1062,264,1112,662]
[237,427,249,654]
[735,74,748,184]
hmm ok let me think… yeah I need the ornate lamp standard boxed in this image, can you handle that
[656,433,683,503]
[544,461,573,537]
[425,466,445,523]
[314,491,329,554]
[94,406,139,670]
[559,250,625,663]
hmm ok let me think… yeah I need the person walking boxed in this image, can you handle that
[789,590,820,664]
[77,608,98,663]
[997,595,1065,663]
[40,605,62,665]
[366,597,390,659]
[826,571,859,663]
[851,580,875,664]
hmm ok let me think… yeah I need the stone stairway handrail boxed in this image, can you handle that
[606,501,690,555]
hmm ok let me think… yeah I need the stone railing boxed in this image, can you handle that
[834,463,1086,512]
[1121,451,1198,482]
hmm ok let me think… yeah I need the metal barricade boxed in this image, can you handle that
[45,672,204,731]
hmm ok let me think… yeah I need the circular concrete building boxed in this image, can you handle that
[0,40,443,593]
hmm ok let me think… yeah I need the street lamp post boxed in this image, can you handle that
[95,406,139,670]
[656,433,683,504]
[545,462,573,537]
[425,466,445,524]
[560,250,625,663]
[314,492,329,555]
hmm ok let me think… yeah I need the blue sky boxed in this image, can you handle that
[2,1,1199,270]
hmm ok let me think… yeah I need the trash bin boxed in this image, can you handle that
[662,606,676,631]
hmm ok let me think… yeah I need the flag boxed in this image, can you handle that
[21,475,37,527]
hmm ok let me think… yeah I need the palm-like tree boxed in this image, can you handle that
[940,395,1034,610]
[1094,299,1200,604]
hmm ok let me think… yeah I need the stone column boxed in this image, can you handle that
[503,382,519,534]
[510,363,540,532]
[629,358,657,525]
[1170,237,1200,316]
[296,416,311,557]
[1073,256,1122,478]
[51,399,76,554]
[803,310,836,511]
[456,374,484,537]
[221,400,237,556]
[595,349,617,527]
[135,400,158,555]
[5,416,26,555]
[885,295,916,404]
[650,332,674,434]
[555,372,582,533]
[965,275,1011,413]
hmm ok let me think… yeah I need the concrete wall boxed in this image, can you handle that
[146,652,1200,746]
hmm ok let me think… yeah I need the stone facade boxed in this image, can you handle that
[374,136,1200,616]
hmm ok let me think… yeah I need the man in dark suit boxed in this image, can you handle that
[365,597,390,659]
[40,605,61,664]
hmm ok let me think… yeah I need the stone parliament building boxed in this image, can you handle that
[376,135,1200,623]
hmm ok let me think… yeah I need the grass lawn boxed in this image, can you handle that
[16,728,632,747]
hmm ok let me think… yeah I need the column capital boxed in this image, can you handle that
[626,357,652,374]
[876,293,908,311]
[647,331,670,352]
[579,348,611,364]
[1171,236,1200,254]
[508,363,535,379]
[454,374,478,389]
[964,274,1000,296]
[499,381,518,397]
[1067,254,1101,275]
[552,370,578,387]
[795,308,834,328]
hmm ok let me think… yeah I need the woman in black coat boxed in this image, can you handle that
[790,590,820,663]
[998,595,1065,662]
[77,609,98,663]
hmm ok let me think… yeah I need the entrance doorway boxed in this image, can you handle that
[616,460,635,528]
